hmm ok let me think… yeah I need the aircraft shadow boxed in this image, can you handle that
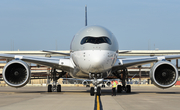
[100,90,180,96]
[2,89,180,95]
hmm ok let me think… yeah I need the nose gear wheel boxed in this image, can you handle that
[90,87,94,96]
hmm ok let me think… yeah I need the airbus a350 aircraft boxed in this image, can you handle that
[0,7,180,96]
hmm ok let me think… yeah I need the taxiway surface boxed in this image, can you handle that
[0,86,180,110]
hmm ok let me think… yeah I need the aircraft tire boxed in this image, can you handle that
[90,87,94,96]
[117,85,122,93]
[126,85,131,93]
[86,85,90,87]
[57,85,61,92]
[48,85,52,92]
[97,87,101,96]
[102,85,105,88]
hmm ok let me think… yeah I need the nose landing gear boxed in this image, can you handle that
[90,86,101,96]
[89,73,102,96]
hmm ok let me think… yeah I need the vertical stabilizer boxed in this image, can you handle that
[85,5,87,26]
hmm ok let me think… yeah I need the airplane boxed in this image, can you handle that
[0,6,180,96]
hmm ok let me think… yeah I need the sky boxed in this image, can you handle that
[0,0,180,51]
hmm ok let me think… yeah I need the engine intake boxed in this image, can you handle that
[150,61,178,89]
[106,80,111,86]
[82,80,88,85]
[3,60,31,88]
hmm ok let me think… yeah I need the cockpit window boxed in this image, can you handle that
[80,36,112,45]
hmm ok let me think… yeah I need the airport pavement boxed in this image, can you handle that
[0,86,180,110]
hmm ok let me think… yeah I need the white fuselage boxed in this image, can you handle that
[72,50,117,73]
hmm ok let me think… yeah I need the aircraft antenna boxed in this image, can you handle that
[85,5,87,26]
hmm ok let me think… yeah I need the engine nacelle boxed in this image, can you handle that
[82,80,88,85]
[150,61,179,89]
[2,60,31,88]
[106,80,111,86]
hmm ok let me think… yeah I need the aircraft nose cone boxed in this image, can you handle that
[76,50,115,74]
[93,56,104,65]
[88,51,113,73]
[90,51,106,64]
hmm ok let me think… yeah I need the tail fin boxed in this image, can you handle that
[85,5,87,26]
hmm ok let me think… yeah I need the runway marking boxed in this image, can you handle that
[97,96,100,110]
[94,95,103,110]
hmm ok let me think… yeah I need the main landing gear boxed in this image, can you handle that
[47,68,66,92]
[117,85,131,93]
[114,68,131,93]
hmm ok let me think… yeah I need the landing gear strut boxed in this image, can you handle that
[47,68,65,92]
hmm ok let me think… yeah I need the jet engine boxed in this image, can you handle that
[106,80,111,86]
[150,61,179,89]
[2,60,31,88]
[82,80,88,85]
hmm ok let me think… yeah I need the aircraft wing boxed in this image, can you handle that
[42,50,70,56]
[0,54,74,72]
[118,50,180,56]
[112,55,180,71]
